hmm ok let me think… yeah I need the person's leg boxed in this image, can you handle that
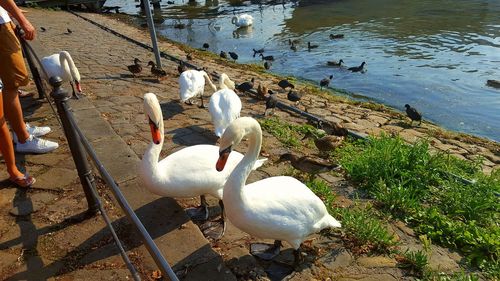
[0,22,30,143]
[3,86,29,143]
[0,91,23,179]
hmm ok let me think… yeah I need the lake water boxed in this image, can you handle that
[105,0,500,142]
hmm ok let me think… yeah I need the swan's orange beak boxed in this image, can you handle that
[149,118,161,144]
[216,146,231,172]
[75,81,82,93]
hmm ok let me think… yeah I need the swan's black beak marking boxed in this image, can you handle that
[149,117,161,145]
[216,146,232,172]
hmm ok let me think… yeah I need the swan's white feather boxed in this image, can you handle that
[41,51,80,82]
[179,70,208,102]
[209,88,241,137]
[221,117,341,249]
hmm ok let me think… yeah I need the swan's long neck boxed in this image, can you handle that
[201,71,217,92]
[226,122,262,200]
[59,51,81,82]
[141,117,165,184]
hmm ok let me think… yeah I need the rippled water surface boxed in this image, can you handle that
[106,0,500,141]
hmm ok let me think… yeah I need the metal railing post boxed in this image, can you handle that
[49,76,99,215]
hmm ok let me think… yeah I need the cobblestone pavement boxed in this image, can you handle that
[0,7,498,281]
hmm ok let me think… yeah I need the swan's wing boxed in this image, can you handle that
[209,90,242,137]
[179,70,197,101]
[41,54,65,80]
[244,177,328,222]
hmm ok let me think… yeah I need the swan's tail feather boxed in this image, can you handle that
[251,158,268,170]
[326,214,341,228]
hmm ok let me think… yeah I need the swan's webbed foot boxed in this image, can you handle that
[251,240,282,260]
[200,217,226,240]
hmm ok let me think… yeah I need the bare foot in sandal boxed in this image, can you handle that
[9,174,36,188]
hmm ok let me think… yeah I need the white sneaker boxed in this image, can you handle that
[15,135,59,154]
[27,123,51,137]
[12,123,51,143]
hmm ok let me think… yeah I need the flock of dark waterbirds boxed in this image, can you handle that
[125,30,423,127]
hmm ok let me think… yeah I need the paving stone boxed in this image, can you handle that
[34,168,78,190]
[26,153,70,167]
[338,273,398,281]
[9,198,39,217]
[356,256,397,268]
[0,251,19,269]
[319,249,354,269]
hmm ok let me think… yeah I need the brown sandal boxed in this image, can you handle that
[9,175,36,188]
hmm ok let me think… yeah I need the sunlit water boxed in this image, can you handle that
[106,0,500,142]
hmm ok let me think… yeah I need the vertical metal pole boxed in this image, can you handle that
[143,0,162,68]
[49,76,99,215]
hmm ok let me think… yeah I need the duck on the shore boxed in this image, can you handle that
[220,51,228,59]
[278,79,294,90]
[140,94,266,239]
[327,59,343,67]
[148,61,167,81]
[278,152,341,175]
[127,58,142,77]
[319,120,349,137]
[236,78,255,92]
[287,90,302,105]
[302,131,343,153]
[232,14,254,27]
[209,73,240,137]
[265,90,278,116]
[348,62,366,73]
[260,54,274,61]
[179,69,217,108]
[228,51,239,61]
[215,117,341,264]
[308,42,319,51]
[320,75,333,90]
[41,51,82,99]
[405,104,422,126]
[202,43,210,50]
[329,34,344,39]
[257,83,268,100]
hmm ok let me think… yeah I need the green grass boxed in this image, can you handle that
[259,117,317,148]
[421,270,480,281]
[305,178,397,254]
[398,250,429,277]
[333,134,500,276]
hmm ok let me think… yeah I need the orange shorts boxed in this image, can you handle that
[0,22,29,91]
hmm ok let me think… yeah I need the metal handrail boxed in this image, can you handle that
[64,104,179,281]
[17,27,179,279]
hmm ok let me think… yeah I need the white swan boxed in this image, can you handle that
[209,73,241,137]
[41,51,82,99]
[179,69,217,108]
[139,93,267,237]
[216,117,341,263]
[231,14,253,27]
